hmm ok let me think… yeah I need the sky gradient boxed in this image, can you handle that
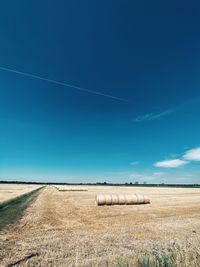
[0,1,200,183]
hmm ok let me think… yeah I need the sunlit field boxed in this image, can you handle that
[0,184,42,204]
[1,185,200,266]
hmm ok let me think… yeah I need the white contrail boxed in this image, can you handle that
[0,66,127,102]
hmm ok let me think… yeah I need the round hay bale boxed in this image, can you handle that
[111,194,119,205]
[96,194,150,205]
[136,194,144,204]
[144,195,150,204]
[105,195,112,205]
[130,194,138,204]
[96,194,105,205]
[118,194,126,204]
[125,194,134,204]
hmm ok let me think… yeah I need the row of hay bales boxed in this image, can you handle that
[96,194,150,206]
[59,189,88,192]
[52,185,88,192]
[51,186,150,206]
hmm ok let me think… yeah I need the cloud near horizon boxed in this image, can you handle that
[135,109,174,122]
[183,147,200,161]
[154,146,200,169]
[154,159,188,168]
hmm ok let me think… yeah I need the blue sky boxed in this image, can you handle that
[0,0,200,183]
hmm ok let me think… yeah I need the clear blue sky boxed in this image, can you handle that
[0,0,200,183]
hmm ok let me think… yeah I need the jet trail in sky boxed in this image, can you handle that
[0,66,127,102]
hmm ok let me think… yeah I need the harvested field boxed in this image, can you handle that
[1,185,200,266]
[0,184,42,204]
[0,186,43,231]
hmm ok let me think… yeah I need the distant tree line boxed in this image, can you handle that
[0,180,200,188]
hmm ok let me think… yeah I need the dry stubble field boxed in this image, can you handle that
[0,184,42,204]
[1,185,200,266]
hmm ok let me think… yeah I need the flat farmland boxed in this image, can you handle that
[0,184,42,204]
[1,185,200,266]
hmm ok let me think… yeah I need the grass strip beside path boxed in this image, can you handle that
[0,187,44,231]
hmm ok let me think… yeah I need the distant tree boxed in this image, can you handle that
[135,181,139,185]
[143,181,147,184]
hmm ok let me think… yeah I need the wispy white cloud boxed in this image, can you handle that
[183,147,200,161]
[135,109,174,122]
[130,161,139,165]
[135,97,200,123]
[154,159,188,168]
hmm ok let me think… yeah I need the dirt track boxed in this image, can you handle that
[1,185,200,266]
